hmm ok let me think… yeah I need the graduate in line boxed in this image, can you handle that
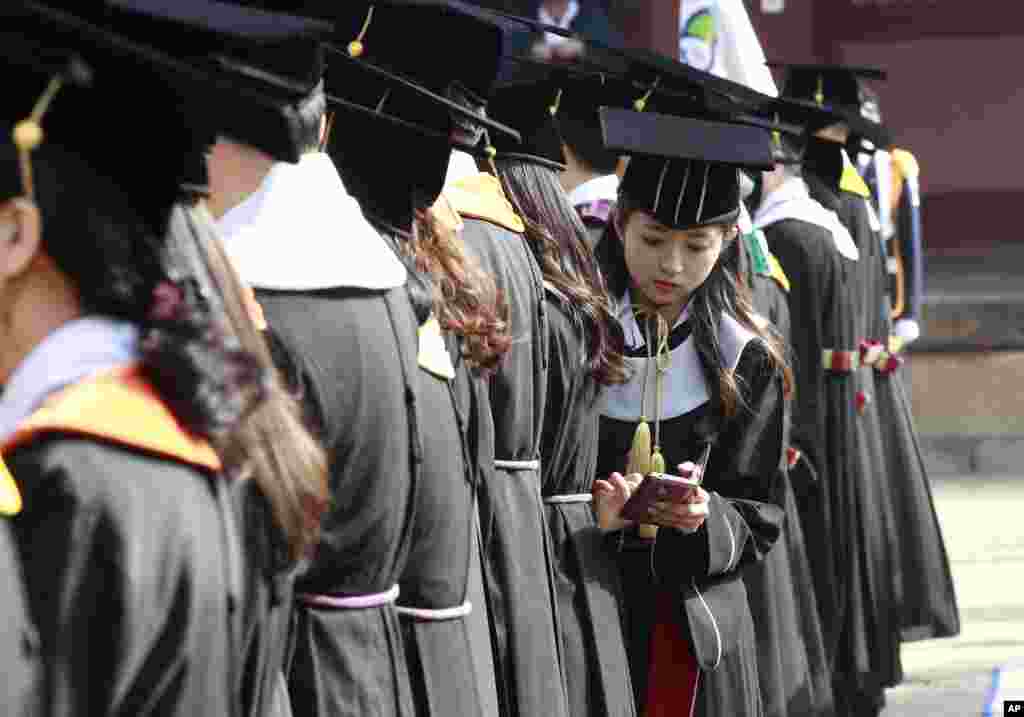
[776,64,906,717]
[486,65,636,717]
[0,3,306,713]
[593,110,789,717]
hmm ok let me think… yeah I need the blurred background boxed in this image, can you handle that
[470,2,1024,713]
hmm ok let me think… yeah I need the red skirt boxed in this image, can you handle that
[644,591,701,717]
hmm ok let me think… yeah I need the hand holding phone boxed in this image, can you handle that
[619,471,701,522]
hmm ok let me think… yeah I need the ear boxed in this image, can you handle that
[0,198,43,281]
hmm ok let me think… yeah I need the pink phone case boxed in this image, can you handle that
[620,472,700,522]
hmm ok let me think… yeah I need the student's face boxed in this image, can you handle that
[620,210,732,318]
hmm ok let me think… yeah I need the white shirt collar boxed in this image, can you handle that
[0,317,139,442]
[539,0,580,45]
[567,173,619,207]
[218,152,406,291]
[754,175,859,261]
[445,150,480,190]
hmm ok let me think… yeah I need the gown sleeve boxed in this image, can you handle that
[652,341,787,585]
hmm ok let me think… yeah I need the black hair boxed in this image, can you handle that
[596,193,793,418]
[295,82,327,154]
[23,143,267,441]
[558,113,620,175]
[491,158,626,385]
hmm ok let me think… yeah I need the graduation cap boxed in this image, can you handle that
[603,107,774,230]
[1,1,321,232]
[105,0,331,97]
[78,0,337,164]
[770,61,891,148]
[486,61,569,169]
[296,0,523,146]
[770,62,886,112]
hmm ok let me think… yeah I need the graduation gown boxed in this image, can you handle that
[444,173,569,717]
[393,317,486,717]
[541,287,635,717]
[219,153,419,717]
[231,479,296,717]
[738,228,836,717]
[810,168,902,715]
[842,168,959,644]
[5,365,240,717]
[0,468,40,717]
[450,340,503,717]
[598,303,787,717]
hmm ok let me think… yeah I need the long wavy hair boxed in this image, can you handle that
[596,193,793,419]
[23,144,327,563]
[489,158,627,385]
[405,206,511,373]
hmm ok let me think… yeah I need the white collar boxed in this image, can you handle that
[0,317,139,442]
[754,176,859,261]
[539,0,580,44]
[567,173,619,207]
[445,150,480,190]
[603,299,756,421]
[217,152,406,291]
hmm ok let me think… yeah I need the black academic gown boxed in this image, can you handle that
[263,287,419,717]
[541,287,635,717]
[821,183,903,715]
[394,321,485,717]
[6,370,241,717]
[598,319,787,717]
[739,239,836,717]
[841,187,959,645]
[0,518,39,716]
[232,481,296,717]
[450,343,503,717]
[448,173,569,717]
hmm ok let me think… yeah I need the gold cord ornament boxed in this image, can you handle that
[348,5,375,58]
[548,88,563,117]
[12,74,67,200]
[627,311,671,539]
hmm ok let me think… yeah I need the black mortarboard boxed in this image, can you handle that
[603,108,773,230]
[106,0,331,95]
[770,63,886,113]
[771,61,891,148]
[487,61,567,169]
[2,1,318,231]
[298,0,521,147]
[88,0,336,163]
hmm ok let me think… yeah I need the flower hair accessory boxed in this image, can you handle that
[149,280,186,322]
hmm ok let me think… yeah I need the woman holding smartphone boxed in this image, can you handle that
[593,110,791,717]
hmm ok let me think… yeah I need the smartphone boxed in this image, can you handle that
[618,444,712,523]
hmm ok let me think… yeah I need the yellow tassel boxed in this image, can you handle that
[626,418,652,476]
[651,448,666,475]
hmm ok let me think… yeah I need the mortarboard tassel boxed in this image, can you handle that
[11,58,90,201]
[814,75,825,107]
[348,5,375,58]
[633,78,660,113]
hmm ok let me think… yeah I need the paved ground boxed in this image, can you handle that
[882,476,1024,716]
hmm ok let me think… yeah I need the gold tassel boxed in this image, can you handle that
[651,449,666,475]
[627,418,652,476]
